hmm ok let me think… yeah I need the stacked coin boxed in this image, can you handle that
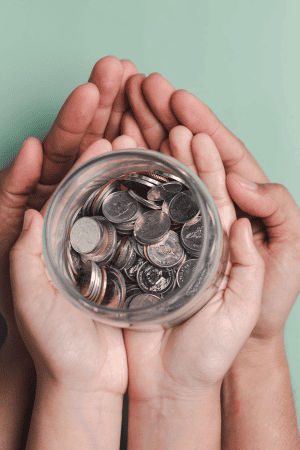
[66,170,208,310]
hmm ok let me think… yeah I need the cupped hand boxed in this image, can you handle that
[0,56,137,331]
[124,73,300,343]
[123,127,265,401]
[9,136,138,395]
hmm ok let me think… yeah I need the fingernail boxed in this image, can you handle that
[23,210,33,230]
[232,173,258,190]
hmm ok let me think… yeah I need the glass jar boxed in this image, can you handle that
[43,149,229,331]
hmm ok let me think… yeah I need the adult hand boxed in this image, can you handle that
[124,72,300,343]
[123,127,265,401]
[0,56,137,334]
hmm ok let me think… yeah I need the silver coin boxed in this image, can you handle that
[151,170,187,186]
[127,293,161,310]
[92,180,120,216]
[146,231,184,268]
[95,266,107,305]
[169,191,199,223]
[70,217,104,254]
[104,267,126,308]
[134,210,171,245]
[80,260,96,298]
[137,261,174,294]
[130,173,161,185]
[102,191,140,223]
[176,259,198,288]
[181,216,204,254]
[128,189,162,210]
[82,187,102,217]
[124,256,146,282]
[69,206,83,230]
[147,181,182,202]
[83,217,117,265]
[66,241,81,275]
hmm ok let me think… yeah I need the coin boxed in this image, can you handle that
[124,256,146,282]
[66,241,81,275]
[151,170,187,186]
[134,210,171,245]
[82,187,102,217]
[127,293,161,310]
[176,259,198,288]
[95,266,107,305]
[181,216,203,256]
[147,181,182,201]
[91,180,120,216]
[128,189,162,210]
[146,231,184,268]
[105,267,126,308]
[102,191,140,223]
[169,191,199,223]
[70,217,104,254]
[137,261,174,294]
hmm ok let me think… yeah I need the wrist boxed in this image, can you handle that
[228,331,287,376]
[127,383,222,450]
[36,371,124,412]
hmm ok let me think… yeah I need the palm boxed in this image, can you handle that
[0,57,137,327]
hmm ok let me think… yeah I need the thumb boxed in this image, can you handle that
[226,173,300,241]
[9,209,54,312]
[224,218,265,331]
[0,138,43,253]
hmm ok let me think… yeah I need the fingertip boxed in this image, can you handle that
[169,125,193,142]
[120,59,138,76]
[125,73,146,94]
[112,135,137,151]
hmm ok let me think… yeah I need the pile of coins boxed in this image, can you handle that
[66,170,205,310]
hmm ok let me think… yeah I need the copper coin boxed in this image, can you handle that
[102,191,139,223]
[137,261,174,294]
[147,181,182,201]
[134,210,171,245]
[146,231,184,268]
[169,191,199,223]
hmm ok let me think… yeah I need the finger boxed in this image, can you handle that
[81,56,124,152]
[10,209,55,308]
[168,126,196,174]
[191,133,236,233]
[111,135,137,151]
[0,137,43,254]
[104,59,138,142]
[120,111,148,148]
[224,218,264,325]
[40,139,112,217]
[226,173,300,242]
[126,74,168,150]
[160,139,172,156]
[41,83,100,185]
[142,73,179,130]
[170,90,269,183]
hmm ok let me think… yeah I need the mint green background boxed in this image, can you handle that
[1,0,300,427]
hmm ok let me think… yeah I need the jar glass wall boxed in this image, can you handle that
[43,149,229,331]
